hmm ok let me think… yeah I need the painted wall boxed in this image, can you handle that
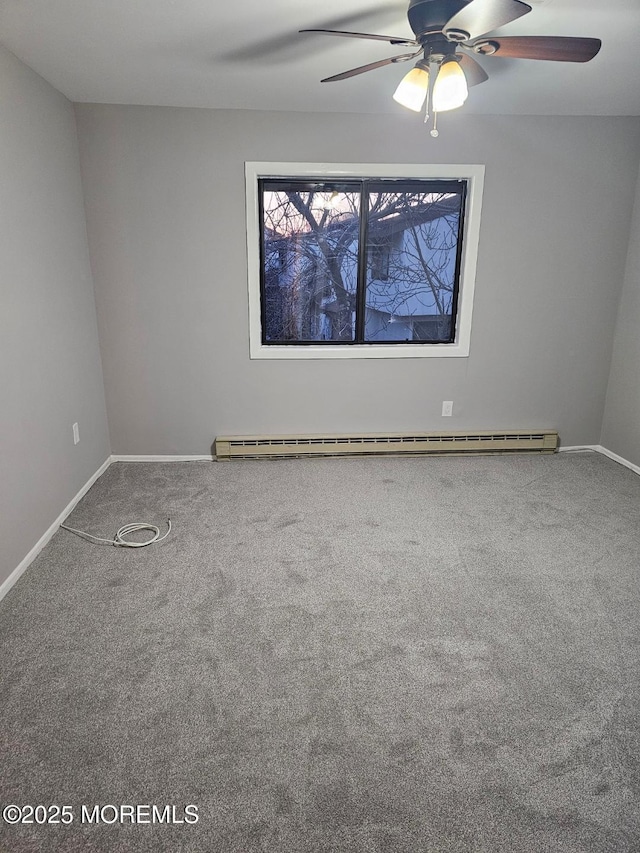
[0,47,110,589]
[74,105,640,454]
[601,159,640,468]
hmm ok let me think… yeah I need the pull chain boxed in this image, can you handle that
[425,59,438,138]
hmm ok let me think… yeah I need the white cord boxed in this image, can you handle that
[60,519,171,548]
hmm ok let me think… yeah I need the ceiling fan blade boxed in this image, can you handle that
[300,29,418,47]
[472,36,602,62]
[321,51,422,82]
[458,53,489,86]
[444,0,532,41]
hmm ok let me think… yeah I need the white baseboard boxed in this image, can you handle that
[559,444,640,476]
[0,456,112,604]
[594,445,640,476]
[111,455,214,462]
[558,445,600,453]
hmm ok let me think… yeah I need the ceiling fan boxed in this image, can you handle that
[300,0,601,132]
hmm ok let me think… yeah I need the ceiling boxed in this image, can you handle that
[0,0,638,116]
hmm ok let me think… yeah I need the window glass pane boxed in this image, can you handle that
[363,187,464,343]
[261,183,360,343]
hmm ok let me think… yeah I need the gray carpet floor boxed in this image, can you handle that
[1,452,640,852]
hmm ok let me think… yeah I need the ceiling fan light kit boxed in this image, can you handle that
[393,62,430,112]
[432,56,469,111]
[302,0,601,137]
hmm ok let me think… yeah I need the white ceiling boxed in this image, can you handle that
[0,0,638,116]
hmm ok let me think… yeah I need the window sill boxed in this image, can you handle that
[250,342,470,359]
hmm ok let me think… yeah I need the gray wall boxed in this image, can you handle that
[601,159,640,467]
[74,105,640,455]
[0,47,110,588]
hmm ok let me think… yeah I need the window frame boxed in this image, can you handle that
[246,162,484,359]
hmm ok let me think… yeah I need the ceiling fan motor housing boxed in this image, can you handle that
[408,0,470,39]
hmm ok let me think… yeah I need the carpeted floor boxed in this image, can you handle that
[1,451,640,852]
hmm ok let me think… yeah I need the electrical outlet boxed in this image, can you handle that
[442,401,453,417]
[73,422,80,445]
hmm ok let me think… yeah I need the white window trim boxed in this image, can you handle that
[245,161,484,359]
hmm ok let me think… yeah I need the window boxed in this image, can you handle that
[246,163,484,359]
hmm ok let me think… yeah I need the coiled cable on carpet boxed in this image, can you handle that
[60,519,171,548]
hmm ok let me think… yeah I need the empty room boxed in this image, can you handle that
[1,0,640,850]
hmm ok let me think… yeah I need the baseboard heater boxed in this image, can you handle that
[215,430,559,461]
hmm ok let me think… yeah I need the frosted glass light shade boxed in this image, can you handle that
[392,66,429,112]
[432,60,468,112]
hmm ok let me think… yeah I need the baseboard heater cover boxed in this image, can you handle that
[215,430,559,460]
